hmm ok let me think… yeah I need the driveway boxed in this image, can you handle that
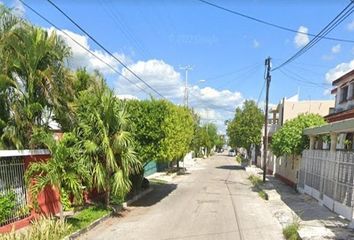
[80,154,283,240]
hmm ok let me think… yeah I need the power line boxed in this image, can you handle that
[98,0,151,59]
[46,0,166,99]
[273,2,354,71]
[202,62,261,81]
[282,67,330,87]
[256,80,266,106]
[279,69,328,89]
[198,0,354,44]
[18,0,151,96]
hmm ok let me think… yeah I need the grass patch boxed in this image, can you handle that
[67,205,111,234]
[149,178,168,185]
[283,222,301,240]
[248,175,269,200]
[248,175,262,186]
[258,190,268,200]
[235,155,247,164]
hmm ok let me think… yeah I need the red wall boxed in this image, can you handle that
[0,154,61,233]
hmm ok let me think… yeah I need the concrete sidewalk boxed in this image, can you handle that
[246,166,354,240]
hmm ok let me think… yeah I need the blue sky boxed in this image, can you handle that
[4,0,354,132]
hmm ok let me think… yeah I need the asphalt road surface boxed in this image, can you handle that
[81,154,283,240]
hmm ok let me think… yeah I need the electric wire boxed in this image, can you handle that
[46,0,166,99]
[279,69,328,89]
[273,2,354,71]
[198,0,354,44]
[98,0,151,59]
[19,0,151,96]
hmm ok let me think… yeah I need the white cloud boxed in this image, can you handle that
[325,59,354,83]
[46,27,129,74]
[347,20,354,31]
[115,59,244,133]
[331,44,341,54]
[117,59,184,99]
[12,0,25,17]
[253,39,260,48]
[116,94,139,100]
[294,26,309,48]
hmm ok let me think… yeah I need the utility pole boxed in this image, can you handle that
[180,65,192,107]
[263,57,271,183]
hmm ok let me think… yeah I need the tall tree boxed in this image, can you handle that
[75,79,141,207]
[0,19,71,149]
[227,100,263,158]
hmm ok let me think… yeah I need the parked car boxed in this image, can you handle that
[228,149,236,157]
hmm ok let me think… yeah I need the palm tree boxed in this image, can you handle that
[0,14,72,149]
[25,130,90,220]
[75,77,141,207]
[0,6,25,149]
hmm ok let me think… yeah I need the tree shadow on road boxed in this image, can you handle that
[131,183,177,207]
[215,165,245,170]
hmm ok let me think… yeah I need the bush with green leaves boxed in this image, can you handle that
[0,216,71,240]
[283,222,301,240]
[227,100,263,158]
[0,190,16,224]
[126,99,195,165]
[271,114,325,157]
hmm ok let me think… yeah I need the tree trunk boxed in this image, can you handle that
[105,185,110,208]
[58,186,64,221]
[59,201,64,221]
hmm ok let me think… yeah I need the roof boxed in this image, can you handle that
[304,118,354,135]
[332,69,354,86]
[325,108,354,123]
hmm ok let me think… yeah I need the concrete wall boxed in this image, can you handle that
[280,100,334,124]
[265,154,300,187]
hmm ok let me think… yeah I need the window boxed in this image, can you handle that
[340,85,348,103]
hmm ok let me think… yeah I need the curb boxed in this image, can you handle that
[65,187,153,240]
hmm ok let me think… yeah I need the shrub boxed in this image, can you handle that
[258,190,268,200]
[248,175,262,186]
[0,190,16,225]
[283,222,301,240]
[0,216,71,240]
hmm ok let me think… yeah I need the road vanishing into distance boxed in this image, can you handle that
[81,154,283,240]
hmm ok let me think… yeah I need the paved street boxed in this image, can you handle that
[81,154,283,240]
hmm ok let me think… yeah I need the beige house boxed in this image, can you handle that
[256,94,335,187]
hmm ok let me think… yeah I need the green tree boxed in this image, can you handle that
[191,123,218,156]
[0,18,71,149]
[126,99,195,165]
[75,79,141,207]
[25,131,90,220]
[227,100,263,157]
[271,114,325,157]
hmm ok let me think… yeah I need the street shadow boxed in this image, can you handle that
[266,175,354,238]
[215,165,245,170]
[131,183,177,207]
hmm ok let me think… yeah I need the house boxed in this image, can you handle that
[300,69,354,224]
[255,94,334,187]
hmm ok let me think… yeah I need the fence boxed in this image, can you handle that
[299,149,354,221]
[0,150,50,230]
[0,156,30,226]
